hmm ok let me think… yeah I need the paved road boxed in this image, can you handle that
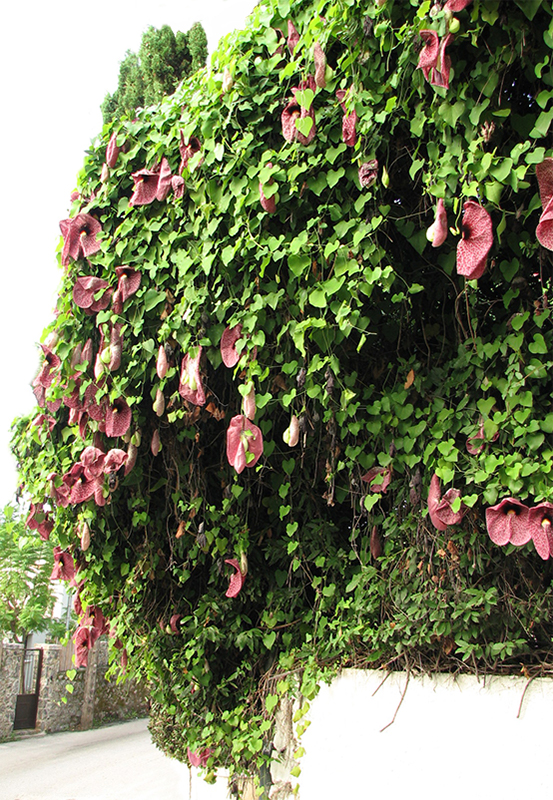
[0,718,195,800]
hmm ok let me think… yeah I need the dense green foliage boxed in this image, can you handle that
[0,506,60,643]
[101,22,208,123]
[12,0,553,782]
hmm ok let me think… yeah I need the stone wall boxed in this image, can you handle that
[0,638,148,737]
[0,643,24,740]
[36,643,85,733]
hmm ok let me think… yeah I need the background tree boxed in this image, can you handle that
[101,22,208,123]
[12,0,553,785]
[0,506,60,643]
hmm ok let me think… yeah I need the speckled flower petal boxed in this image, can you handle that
[456,201,493,280]
[225,558,246,597]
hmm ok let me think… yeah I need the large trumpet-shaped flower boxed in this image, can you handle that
[486,498,531,546]
[179,347,206,406]
[60,214,103,266]
[226,415,263,474]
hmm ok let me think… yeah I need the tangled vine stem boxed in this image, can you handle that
[12,0,553,780]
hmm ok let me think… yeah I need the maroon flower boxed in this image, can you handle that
[104,449,127,473]
[417,31,454,90]
[536,158,553,250]
[106,132,120,168]
[456,200,493,280]
[528,503,553,560]
[359,160,378,189]
[336,88,357,147]
[187,747,212,768]
[313,41,326,88]
[48,472,71,508]
[80,446,105,480]
[466,423,499,455]
[74,625,92,668]
[418,30,439,82]
[33,345,61,390]
[115,266,141,302]
[282,77,317,145]
[179,133,202,174]
[221,325,243,368]
[72,276,112,312]
[65,462,102,505]
[287,20,300,55]
[426,198,448,248]
[361,465,391,493]
[170,614,182,634]
[31,413,56,434]
[60,214,103,266]
[83,606,109,647]
[105,396,132,438]
[26,502,54,541]
[172,175,185,199]
[50,546,76,584]
[486,498,531,546]
[444,0,472,11]
[225,558,246,598]
[179,347,206,406]
[226,415,263,474]
[428,473,466,530]
[129,158,173,206]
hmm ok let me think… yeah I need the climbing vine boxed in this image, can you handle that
[11,0,553,784]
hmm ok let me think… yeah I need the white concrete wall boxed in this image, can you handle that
[186,669,553,799]
[299,670,553,799]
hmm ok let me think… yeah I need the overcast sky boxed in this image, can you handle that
[0,0,258,508]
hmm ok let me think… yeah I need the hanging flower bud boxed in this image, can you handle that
[426,198,448,248]
[80,521,91,551]
[313,42,326,88]
[124,443,137,475]
[153,389,165,417]
[151,429,161,456]
[222,67,234,92]
[242,386,256,420]
[283,415,300,447]
[157,344,168,379]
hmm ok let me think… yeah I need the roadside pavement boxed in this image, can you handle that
[0,718,194,800]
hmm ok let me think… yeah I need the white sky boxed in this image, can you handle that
[0,0,258,508]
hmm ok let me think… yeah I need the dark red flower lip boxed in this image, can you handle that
[486,498,531,546]
[105,396,132,438]
[456,200,493,280]
[528,502,553,560]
